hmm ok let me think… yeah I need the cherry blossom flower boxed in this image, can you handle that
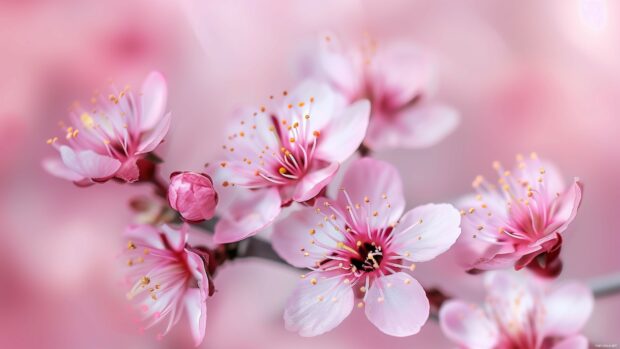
[212,80,370,243]
[440,271,593,349]
[122,224,211,346]
[455,153,583,277]
[43,71,171,185]
[168,171,218,222]
[300,33,459,150]
[271,158,461,336]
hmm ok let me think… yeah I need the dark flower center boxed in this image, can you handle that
[350,242,383,272]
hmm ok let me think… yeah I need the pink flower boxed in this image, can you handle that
[300,33,459,150]
[168,172,218,222]
[43,71,171,185]
[212,80,370,243]
[272,158,461,336]
[440,272,593,349]
[123,224,210,346]
[456,153,583,277]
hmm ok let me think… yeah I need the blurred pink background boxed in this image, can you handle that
[1,0,618,347]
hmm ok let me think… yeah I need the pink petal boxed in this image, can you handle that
[542,282,593,337]
[336,158,405,230]
[286,80,344,132]
[483,271,523,296]
[483,272,537,321]
[272,201,344,268]
[314,99,370,163]
[364,273,429,336]
[391,203,462,262]
[186,226,215,247]
[125,224,165,249]
[546,180,583,235]
[212,157,266,188]
[551,335,588,349]
[137,112,171,154]
[160,224,189,251]
[184,250,209,347]
[365,103,459,150]
[301,33,362,100]
[469,247,531,271]
[439,300,498,349]
[184,289,207,347]
[516,158,566,201]
[59,145,121,180]
[115,157,140,183]
[42,157,85,182]
[213,187,281,243]
[140,71,168,131]
[283,275,354,337]
[292,162,339,202]
[368,43,436,109]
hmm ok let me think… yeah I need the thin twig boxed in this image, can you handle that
[589,272,620,298]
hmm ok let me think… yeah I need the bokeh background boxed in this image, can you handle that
[1,0,619,348]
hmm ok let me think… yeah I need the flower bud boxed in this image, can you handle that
[168,172,218,222]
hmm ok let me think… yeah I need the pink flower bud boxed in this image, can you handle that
[168,172,218,222]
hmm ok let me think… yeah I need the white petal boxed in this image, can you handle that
[365,273,429,337]
[59,146,121,179]
[140,71,168,131]
[542,282,593,337]
[272,201,343,268]
[439,300,498,349]
[391,203,462,262]
[213,187,281,243]
[42,157,85,182]
[314,99,370,163]
[137,112,171,154]
[336,158,405,231]
[286,79,341,132]
[284,275,354,337]
[292,162,339,202]
[366,103,459,150]
[184,288,207,346]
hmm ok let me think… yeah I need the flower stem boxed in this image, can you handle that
[589,272,620,298]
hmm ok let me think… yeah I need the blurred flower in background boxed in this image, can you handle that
[300,33,459,150]
[42,71,170,184]
[440,271,593,349]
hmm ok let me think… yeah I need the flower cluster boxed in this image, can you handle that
[43,34,590,347]
[301,34,459,150]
